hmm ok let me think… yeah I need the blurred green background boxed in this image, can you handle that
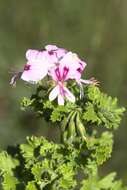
[0,0,127,183]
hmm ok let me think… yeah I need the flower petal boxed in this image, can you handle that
[55,48,67,59]
[26,49,42,61]
[59,52,86,80]
[21,64,48,83]
[64,87,75,103]
[45,45,58,51]
[58,94,64,105]
[49,85,59,101]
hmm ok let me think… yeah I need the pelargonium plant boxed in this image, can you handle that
[0,44,126,190]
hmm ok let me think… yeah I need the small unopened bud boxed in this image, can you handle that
[68,112,77,139]
[76,113,87,141]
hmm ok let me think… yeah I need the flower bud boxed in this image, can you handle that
[67,112,77,141]
[61,112,74,132]
[76,113,86,141]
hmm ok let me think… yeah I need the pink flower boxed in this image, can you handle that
[59,52,86,80]
[10,44,99,105]
[21,50,49,83]
[48,51,86,81]
[45,45,67,60]
[21,45,67,84]
[49,66,75,105]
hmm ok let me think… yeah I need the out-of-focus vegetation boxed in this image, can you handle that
[0,0,127,183]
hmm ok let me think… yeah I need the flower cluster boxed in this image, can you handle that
[10,45,98,105]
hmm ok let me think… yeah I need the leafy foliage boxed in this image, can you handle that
[81,160,127,190]
[0,136,78,190]
[81,170,127,190]
[21,85,125,142]
[87,131,113,165]
[0,84,126,189]
[0,152,19,190]
[0,135,126,190]
[83,86,125,129]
